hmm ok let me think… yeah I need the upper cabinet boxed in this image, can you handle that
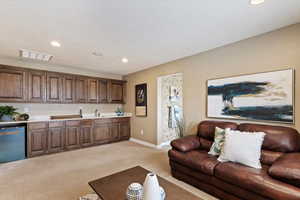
[87,78,98,103]
[0,65,126,104]
[0,66,27,102]
[110,80,125,104]
[98,79,109,103]
[28,70,46,103]
[75,76,87,103]
[46,72,63,103]
[62,75,75,103]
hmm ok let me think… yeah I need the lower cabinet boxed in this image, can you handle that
[27,117,130,157]
[27,127,48,157]
[80,120,93,147]
[48,127,65,153]
[93,123,111,144]
[120,121,130,140]
[65,121,81,150]
[110,122,120,141]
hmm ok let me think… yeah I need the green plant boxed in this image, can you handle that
[0,106,19,118]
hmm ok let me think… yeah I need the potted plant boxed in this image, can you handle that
[0,106,19,121]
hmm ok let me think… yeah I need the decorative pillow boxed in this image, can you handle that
[218,129,265,169]
[208,127,227,156]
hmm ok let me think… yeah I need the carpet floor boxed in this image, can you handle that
[0,141,218,200]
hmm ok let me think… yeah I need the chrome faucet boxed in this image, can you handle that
[95,109,98,117]
[79,108,83,118]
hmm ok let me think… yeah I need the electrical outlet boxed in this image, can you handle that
[141,129,144,135]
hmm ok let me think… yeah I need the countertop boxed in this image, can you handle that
[0,113,132,125]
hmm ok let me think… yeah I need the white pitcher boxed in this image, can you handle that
[143,173,161,200]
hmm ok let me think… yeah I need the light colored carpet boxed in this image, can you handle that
[0,141,218,200]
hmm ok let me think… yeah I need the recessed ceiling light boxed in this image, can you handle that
[122,57,128,63]
[51,41,61,47]
[250,0,265,5]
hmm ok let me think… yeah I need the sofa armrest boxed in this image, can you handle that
[268,153,300,187]
[170,135,200,152]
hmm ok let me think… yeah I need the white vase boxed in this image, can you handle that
[143,173,161,200]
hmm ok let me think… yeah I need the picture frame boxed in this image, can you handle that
[135,83,147,117]
[206,69,294,124]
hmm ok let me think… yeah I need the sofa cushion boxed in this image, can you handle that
[238,123,300,153]
[168,149,219,176]
[198,121,238,141]
[215,162,300,200]
[261,150,284,166]
[269,153,300,187]
[171,135,200,152]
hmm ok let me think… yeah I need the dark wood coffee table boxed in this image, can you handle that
[89,166,202,200]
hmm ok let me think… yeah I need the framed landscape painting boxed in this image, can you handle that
[207,69,294,123]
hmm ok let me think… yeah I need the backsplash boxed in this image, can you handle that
[0,103,122,118]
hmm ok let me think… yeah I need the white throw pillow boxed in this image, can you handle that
[218,129,265,169]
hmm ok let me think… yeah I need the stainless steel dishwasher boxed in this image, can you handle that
[0,126,26,163]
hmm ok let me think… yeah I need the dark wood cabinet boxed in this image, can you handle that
[110,122,120,141]
[65,121,81,150]
[120,120,130,140]
[27,122,49,157]
[0,66,27,102]
[99,79,109,103]
[80,120,93,147]
[26,118,130,158]
[87,78,98,103]
[48,122,65,153]
[63,75,75,103]
[28,70,46,103]
[110,80,125,103]
[93,123,111,144]
[0,65,126,104]
[75,77,87,103]
[46,72,63,103]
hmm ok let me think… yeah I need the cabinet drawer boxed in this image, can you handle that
[112,117,129,123]
[66,120,81,127]
[94,118,112,125]
[49,121,65,128]
[28,122,48,130]
[80,120,93,126]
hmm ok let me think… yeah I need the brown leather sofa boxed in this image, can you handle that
[168,121,300,200]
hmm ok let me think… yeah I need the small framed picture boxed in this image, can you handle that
[135,83,147,117]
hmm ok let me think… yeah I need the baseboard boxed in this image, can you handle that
[129,138,157,148]
[156,141,171,149]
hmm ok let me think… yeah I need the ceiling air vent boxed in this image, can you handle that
[19,49,53,62]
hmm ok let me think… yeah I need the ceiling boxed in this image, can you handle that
[0,1,300,75]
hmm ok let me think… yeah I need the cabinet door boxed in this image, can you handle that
[87,78,98,103]
[99,79,109,103]
[65,126,81,150]
[48,127,65,153]
[80,126,93,147]
[109,81,125,104]
[0,66,27,102]
[27,129,48,157]
[93,124,111,144]
[110,123,120,141]
[63,75,75,103]
[46,72,63,102]
[75,77,87,103]
[28,70,46,103]
[120,121,130,140]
